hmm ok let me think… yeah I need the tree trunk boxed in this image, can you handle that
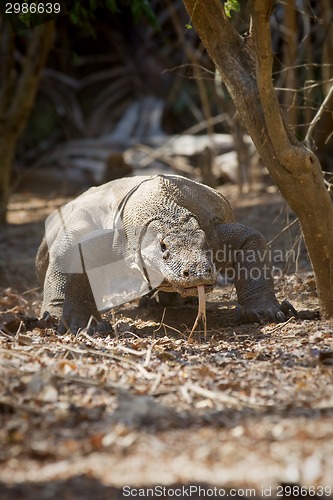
[0,135,16,223]
[0,20,55,224]
[182,0,333,317]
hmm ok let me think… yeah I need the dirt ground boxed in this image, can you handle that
[0,182,333,499]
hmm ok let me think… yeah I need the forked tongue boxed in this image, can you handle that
[189,284,207,340]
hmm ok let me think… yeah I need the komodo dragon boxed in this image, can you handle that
[36,174,295,333]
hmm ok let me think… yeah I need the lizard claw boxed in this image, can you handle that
[280,299,298,319]
[234,304,246,324]
[275,310,286,322]
[234,304,262,324]
[81,320,113,337]
[235,300,297,325]
[57,314,113,335]
[245,309,262,324]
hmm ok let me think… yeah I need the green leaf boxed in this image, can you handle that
[130,0,159,29]
[18,1,30,27]
[18,13,30,27]
[224,0,240,18]
[69,0,159,32]
[69,3,97,37]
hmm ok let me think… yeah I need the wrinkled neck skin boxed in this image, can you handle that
[140,211,217,297]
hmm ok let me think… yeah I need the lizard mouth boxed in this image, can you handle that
[158,282,214,297]
[178,284,214,297]
[156,283,211,338]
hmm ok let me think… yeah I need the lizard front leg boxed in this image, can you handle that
[214,223,297,323]
[41,264,67,323]
[61,272,102,333]
[42,265,102,333]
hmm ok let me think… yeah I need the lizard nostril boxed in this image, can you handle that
[162,250,170,260]
[183,269,190,278]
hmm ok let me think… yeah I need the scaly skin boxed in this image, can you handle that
[36,174,295,332]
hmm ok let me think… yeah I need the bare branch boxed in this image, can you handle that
[250,0,293,156]
[7,22,55,134]
[305,83,333,148]
[0,21,15,116]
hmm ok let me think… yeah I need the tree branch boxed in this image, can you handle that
[7,21,55,136]
[250,0,293,156]
[182,0,318,176]
[0,21,15,117]
[182,0,274,170]
[305,83,333,148]
[183,0,252,79]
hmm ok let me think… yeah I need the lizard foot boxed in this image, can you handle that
[235,299,298,325]
[30,311,59,331]
[80,319,113,337]
[57,313,112,335]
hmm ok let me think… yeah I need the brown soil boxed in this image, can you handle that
[0,184,332,499]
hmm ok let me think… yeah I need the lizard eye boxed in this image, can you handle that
[160,240,167,252]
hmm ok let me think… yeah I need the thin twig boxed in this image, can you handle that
[137,114,227,167]
[160,322,184,337]
[153,308,167,333]
[117,345,148,357]
[143,341,157,368]
[14,321,24,338]
[187,382,267,409]
[0,330,14,340]
[54,372,121,391]
[268,217,299,246]
[149,372,162,394]
[62,342,156,380]
[179,385,193,404]
[305,83,333,147]
[263,315,296,334]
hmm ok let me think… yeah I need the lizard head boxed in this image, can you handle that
[141,214,217,297]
